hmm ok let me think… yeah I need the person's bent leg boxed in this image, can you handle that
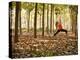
[54,30,60,36]
[61,29,67,34]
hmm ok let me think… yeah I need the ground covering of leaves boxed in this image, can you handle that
[11,32,78,58]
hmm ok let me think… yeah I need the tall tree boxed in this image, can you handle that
[18,2,21,34]
[27,10,30,32]
[40,14,42,29]
[22,3,34,32]
[42,4,45,37]
[50,4,53,33]
[14,2,20,42]
[37,4,43,33]
[69,6,78,36]
[52,5,54,33]
[34,3,37,38]
[30,15,32,30]
[47,4,49,33]
[27,4,34,32]
[75,7,78,36]
[38,12,42,29]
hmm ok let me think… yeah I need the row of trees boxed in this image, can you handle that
[9,2,78,43]
[9,2,55,42]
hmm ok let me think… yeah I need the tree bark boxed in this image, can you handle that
[27,11,30,32]
[40,14,41,29]
[52,5,54,33]
[50,4,52,33]
[18,2,21,34]
[14,2,20,42]
[34,3,37,38]
[47,4,49,33]
[69,6,78,36]
[42,4,45,37]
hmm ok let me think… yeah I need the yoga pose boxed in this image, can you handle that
[54,20,67,36]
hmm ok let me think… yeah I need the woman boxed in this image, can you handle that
[54,21,67,36]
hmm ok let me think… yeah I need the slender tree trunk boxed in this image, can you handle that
[50,4,52,33]
[40,14,41,30]
[74,6,78,36]
[72,13,76,35]
[52,5,54,33]
[34,3,37,38]
[70,8,75,33]
[27,11,30,32]
[18,2,21,34]
[31,15,32,30]
[73,10,78,36]
[75,12,78,36]
[70,6,78,36]
[42,4,45,37]
[69,7,72,32]
[47,4,49,33]
[14,2,20,42]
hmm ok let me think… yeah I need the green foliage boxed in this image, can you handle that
[69,5,78,14]
[38,4,43,11]
[21,2,28,9]
[21,2,34,12]
[9,1,16,9]
[55,5,67,14]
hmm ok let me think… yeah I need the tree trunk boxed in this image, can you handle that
[52,5,54,33]
[31,15,32,30]
[70,8,74,32]
[18,2,21,34]
[47,4,49,33]
[34,3,37,38]
[71,9,75,33]
[42,4,45,37]
[74,6,78,36]
[27,11,30,32]
[75,12,78,36]
[50,4,52,33]
[40,14,41,30]
[70,6,78,36]
[14,2,20,42]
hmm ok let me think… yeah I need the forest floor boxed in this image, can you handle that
[11,32,78,58]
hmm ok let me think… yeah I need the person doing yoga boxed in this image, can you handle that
[54,20,67,36]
